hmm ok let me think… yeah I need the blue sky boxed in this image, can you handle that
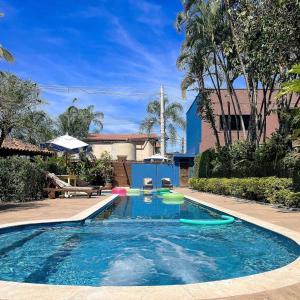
[0,0,195,150]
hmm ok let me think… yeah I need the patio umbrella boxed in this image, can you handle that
[45,134,89,153]
[45,134,90,170]
[144,154,170,163]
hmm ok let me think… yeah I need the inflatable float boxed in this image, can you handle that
[180,215,235,225]
[162,193,184,201]
[156,188,170,195]
[112,187,127,196]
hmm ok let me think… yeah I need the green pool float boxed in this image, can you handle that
[156,188,170,194]
[162,193,184,201]
[180,215,235,225]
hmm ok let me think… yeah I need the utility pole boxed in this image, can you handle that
[160,84,165,157]
[181,137,185,153]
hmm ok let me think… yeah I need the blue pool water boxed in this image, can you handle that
[0,194,299,286]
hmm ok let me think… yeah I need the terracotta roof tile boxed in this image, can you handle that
[1,138,53,155]
[86,133,158,142]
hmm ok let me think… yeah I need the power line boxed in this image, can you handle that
[39,84,159,97]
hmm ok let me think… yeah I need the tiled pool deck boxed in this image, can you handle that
[0,190,299,300]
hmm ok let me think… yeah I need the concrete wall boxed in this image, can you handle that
[111,142,136,160]
[136,140,155,161]
[90,140,156,161]
[90,144,112,159]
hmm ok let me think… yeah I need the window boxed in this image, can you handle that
[219,115,250,131]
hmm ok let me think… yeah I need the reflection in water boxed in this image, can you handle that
[162,199,184,205]
[144,196,152,204]
[93,194,219,221]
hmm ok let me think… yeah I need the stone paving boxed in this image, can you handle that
[0,196,109,225]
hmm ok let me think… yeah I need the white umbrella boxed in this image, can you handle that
[45,134,88,153]
[144,154,170,162]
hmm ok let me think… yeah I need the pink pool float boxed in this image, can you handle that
[112,187,127,196]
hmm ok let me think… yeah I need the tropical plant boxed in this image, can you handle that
[0,156,46,202]
[35,156,67,175]
[293,158,300,192]
[277,64,300,98]
[194,149,215,178]
[0,72,42,147]
[277,64,300,143]
[190,177,300,207]
[0,13,14,63]
[57,98,104,139]
[176,0,300,148]
[11,110,57,145]
[76,151,113,185]
[140,97,185,151]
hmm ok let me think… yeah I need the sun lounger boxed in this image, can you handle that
[43,186,101,199]
[44,173,103,199]
[143,178,153,190]
[161,178,173,189]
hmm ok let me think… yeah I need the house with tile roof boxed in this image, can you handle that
[0,138,54,157]
[85,133,159,161]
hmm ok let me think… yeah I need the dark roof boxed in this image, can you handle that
[86,133,158,142]
[0,138,54,156]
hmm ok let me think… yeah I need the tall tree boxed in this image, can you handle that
[0,72,42,147]
[176,0,300,149]
[11,110,57,145]
[57,98,104,139]
[140,98,186,151]
[225,0,300,143]
[176,0,246,147]
[0,13,14,62]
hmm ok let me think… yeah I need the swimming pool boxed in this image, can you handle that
[0,194,299,286]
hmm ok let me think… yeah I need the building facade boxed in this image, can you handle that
[85,133,159,161]
[186,89,293,154]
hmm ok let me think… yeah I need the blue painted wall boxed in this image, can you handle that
[131,163,179,188]
[186,96,202,154]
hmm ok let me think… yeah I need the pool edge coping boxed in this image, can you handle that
[0,193,298,300]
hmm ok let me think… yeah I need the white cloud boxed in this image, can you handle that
[1,0,196,152]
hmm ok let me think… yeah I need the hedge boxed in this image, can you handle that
[0,156,46,202]
[189,177,300,208]
[293,158,300,192]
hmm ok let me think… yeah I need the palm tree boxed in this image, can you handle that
[0,13,14,62]
[58,98,104,139]
[140,97,185,153]
[176,0,248,147]
[12,110,57,145]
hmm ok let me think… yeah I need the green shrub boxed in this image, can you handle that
[199,149,215,178]
[293,158,300,192]
[285,192,300,208]
[189,177,296,206]
[0,156,46,202]
[211,147,232,177]
[35,156,66,174]
[267,189,292,205]
[193,155,201,178]
[207,134,296,178]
